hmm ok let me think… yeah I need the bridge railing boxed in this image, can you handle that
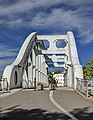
[0,78,9,92]
[76,78,92,97]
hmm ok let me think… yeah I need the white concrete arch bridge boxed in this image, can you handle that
[2,31,83,90]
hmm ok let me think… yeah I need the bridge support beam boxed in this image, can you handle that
[67,32,83,89]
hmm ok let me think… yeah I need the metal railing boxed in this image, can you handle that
[76,78,92,97]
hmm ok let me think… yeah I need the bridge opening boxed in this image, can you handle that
[43,40,50,49]
[48,67,67,87]
[56,39,67,48]
[14,71,18,85]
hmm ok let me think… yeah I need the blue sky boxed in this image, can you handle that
[0,0,93,75]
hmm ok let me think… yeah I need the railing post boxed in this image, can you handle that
[2,78,9,92]
[86,81,88,98]
[3,78,6,92]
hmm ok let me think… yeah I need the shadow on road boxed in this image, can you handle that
[71,107,93,120]
[0,106,93,120]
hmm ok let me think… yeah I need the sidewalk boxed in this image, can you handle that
[0,88,22,99]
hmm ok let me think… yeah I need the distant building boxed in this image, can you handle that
[53,73,64,87]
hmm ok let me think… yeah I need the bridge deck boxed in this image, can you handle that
[0,88,93,120]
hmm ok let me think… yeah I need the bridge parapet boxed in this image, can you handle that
[76,78,93,97]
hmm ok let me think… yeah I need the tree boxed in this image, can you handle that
[48,72,53,78]
[0,76,2,81]
[54,69,62,74]
[48,72,54,84]
[83,58,93,79]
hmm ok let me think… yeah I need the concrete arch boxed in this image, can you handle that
[2,31,83,90]
[2,32,38,89]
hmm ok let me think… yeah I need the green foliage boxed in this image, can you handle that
[48,69,62,77]
[48,72,53,84]
[83,58,93,79]
[48,70,62,84]
[48,72,53,78]
[0,76,2,81]
[54,69,62,74]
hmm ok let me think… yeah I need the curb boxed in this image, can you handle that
[75,89,93,103]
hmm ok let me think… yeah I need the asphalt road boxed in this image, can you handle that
[0,88,93,120]
[53,89,93,120]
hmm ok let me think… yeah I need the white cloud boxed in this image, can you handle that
[29,8,93,43]
[0,0,93,74]
[0,43,18,57]
[0,43,19,74]
[0,59,14,69]
[0,59,14,75]
[0,0,93,44]
[0,0,62,15]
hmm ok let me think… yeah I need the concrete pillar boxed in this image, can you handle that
[67,31,80,65]
[36,52,39,84]
[66,35,73,87]
[28,55,33,88]
[67,31,83,89]
[38,54,41,82]
[36,70,38,84]
[22,68,28,88]
[32,48,36,88]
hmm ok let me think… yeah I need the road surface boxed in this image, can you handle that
[0,88,93,120]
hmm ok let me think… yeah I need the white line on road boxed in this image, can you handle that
[49,90,79,120]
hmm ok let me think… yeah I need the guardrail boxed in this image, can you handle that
[76,78,92,97]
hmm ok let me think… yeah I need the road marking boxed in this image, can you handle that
[49,91,79,120]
